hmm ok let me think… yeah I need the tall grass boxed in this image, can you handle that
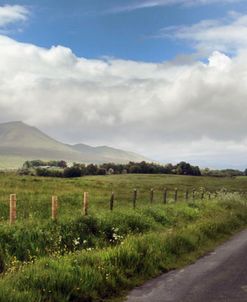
[0,174,246,301]
[0,195,246,301]
[0,173,247,223]
[0,201,211,272]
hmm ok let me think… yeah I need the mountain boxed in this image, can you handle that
[71,144,149,163]
[0,121,150,168]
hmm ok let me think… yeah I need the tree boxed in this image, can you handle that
[129,165,142,174]
[86,164,98,175]
[97,168,107,175]
[63,166,82,178]
[57,160,67,168]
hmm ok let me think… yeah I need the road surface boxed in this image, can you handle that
[126,228,247,302]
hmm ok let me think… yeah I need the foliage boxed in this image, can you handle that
[0,174,246,300]
[23,160,67,169]
[19,160,202,178]
[202,168,244,177]
[36,167,63,177]
[63,165,82,178]
[0,197,246,301]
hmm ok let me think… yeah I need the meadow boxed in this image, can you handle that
[0,173,247,221]
[0,173,247,301]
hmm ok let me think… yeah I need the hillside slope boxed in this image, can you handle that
[71,144,150,163]
[0,121,149,168]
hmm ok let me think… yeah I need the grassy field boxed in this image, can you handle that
[0,173,246,301]
[0,173,247,221]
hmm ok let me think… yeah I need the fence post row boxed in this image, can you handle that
[7,187,233,223]
[51,195,58,220]
[9,194,16,224]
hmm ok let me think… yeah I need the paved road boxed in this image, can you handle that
[126,229,247,302]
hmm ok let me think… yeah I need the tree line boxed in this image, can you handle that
[19,160,201,178]
[201,168,246,177]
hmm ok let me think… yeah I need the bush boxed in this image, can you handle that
[36,168,63,177]
[63,166,82,178]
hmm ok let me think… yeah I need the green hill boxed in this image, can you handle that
[0,121,149,168]
[71,144,150,163]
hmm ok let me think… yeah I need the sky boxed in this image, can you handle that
[0,0,247,169]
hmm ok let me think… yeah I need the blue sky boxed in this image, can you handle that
[1,0,246,61]
[0,1,247,168]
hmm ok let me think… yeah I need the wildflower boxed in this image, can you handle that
[73,237,80,246]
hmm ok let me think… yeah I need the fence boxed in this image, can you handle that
[7,187,246,224]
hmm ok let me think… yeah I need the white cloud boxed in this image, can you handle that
[159,12,247,54]
[0,35,247,168]
[0,5,29,28]
[107,0,242,13]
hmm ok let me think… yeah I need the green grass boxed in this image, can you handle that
[0,173,246,301]
[0,197,247,301]
[0,173,246,222]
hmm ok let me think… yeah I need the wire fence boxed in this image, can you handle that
[6,187,247,224]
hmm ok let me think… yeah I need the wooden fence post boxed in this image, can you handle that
[9,194,16,224]
[201,190,204,200]
[133,189,137,209]
[110,192,114,211]
[150,188,154,203]
[163,188,167,204]
[174,188,178,202]
[51,195,58,220]
[192,188,195,200]
[185,189,189,201]
[83,192,88,216]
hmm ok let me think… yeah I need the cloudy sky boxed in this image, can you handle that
[0,0,247,169]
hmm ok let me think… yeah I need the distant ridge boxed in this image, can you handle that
[71,144,149,163]
[0,121,150,168]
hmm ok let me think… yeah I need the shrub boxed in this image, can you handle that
[63,166,82,178]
